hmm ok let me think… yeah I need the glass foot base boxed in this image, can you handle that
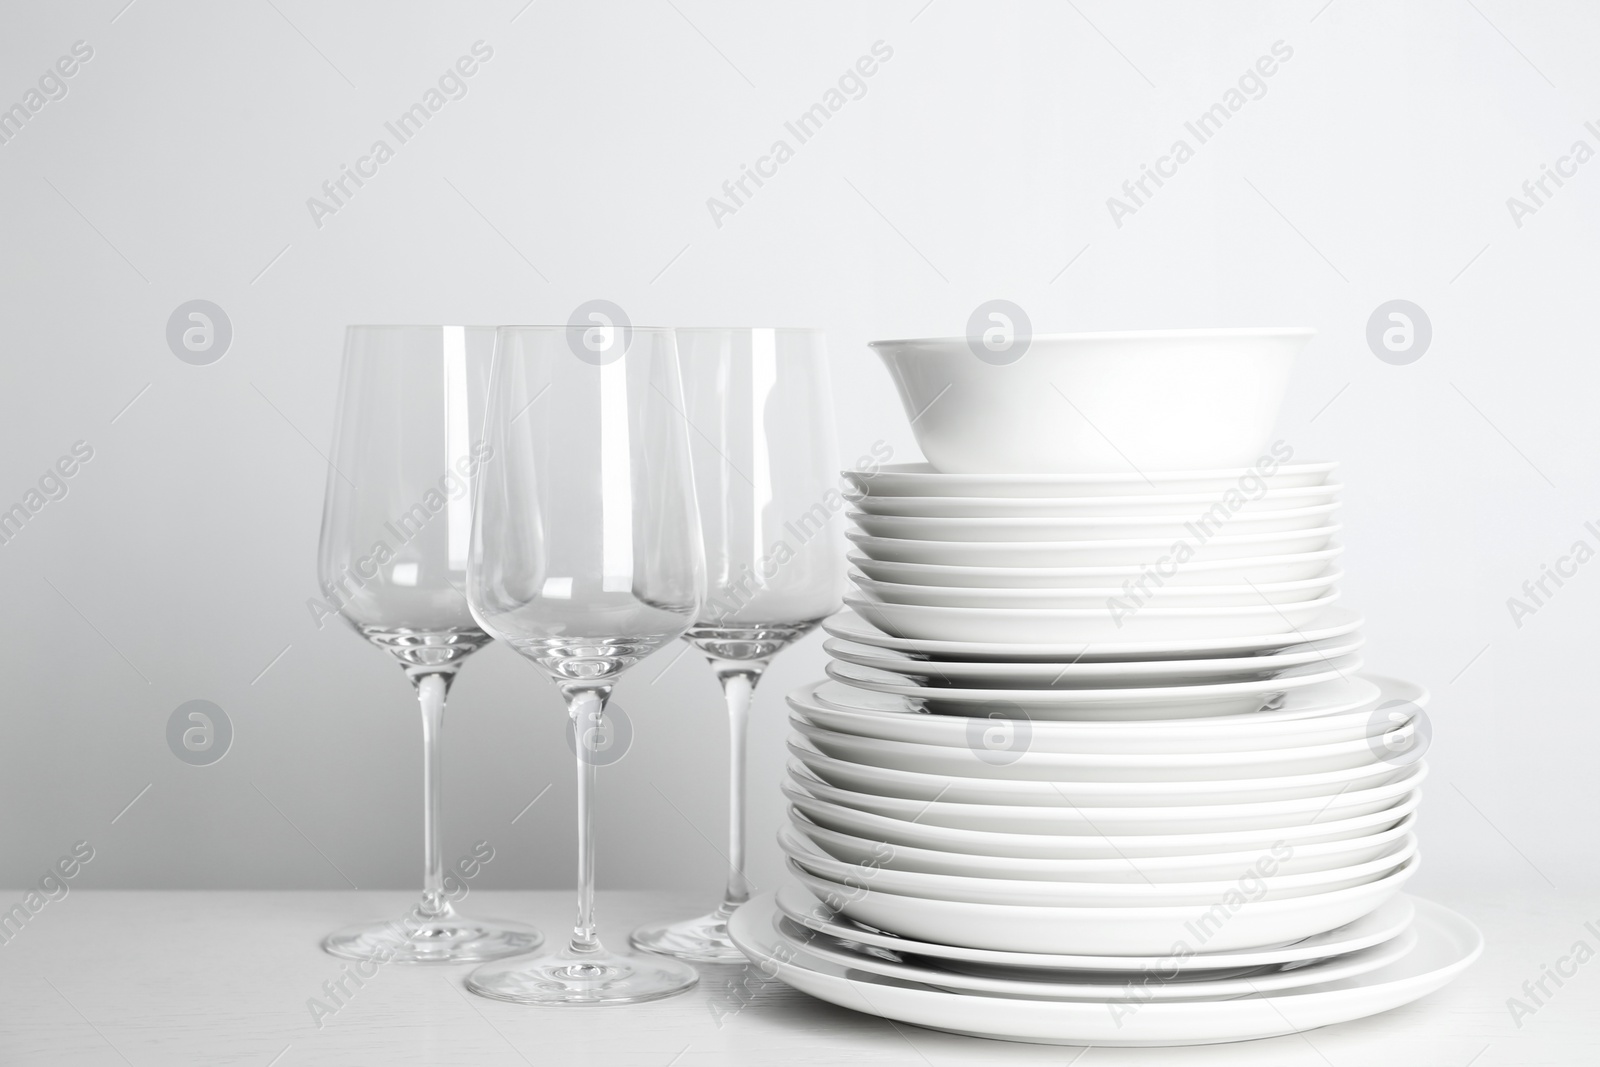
[322,915,543,964]
[630,908,749,963]
[466,947,699,1005]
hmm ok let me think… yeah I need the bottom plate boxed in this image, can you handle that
[729,891,1481,1047]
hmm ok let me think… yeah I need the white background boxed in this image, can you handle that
[1,0,1594,923]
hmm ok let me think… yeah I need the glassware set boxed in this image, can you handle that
[316,323,842,1003]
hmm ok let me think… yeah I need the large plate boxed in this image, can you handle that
[850,484,1341,518]
[849,505,1340,542]
[786,783,1423,860]
[822,607,1364,661]
[846,593,1341,644]
[842,461,1339,499]
[848,548,1343,588]
[731,890,1481,1046]
[823,659,1359,719]
[847,525,1342,568]
[772,881,1417,972]
[794,675,1407,751]
[769,911,1417,999]
[821,634,1366,686]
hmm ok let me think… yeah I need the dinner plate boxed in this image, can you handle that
[848,548,1344,588]
[769,911,1417,1000]
[780,830,1417,907]
[772,882,1417,972]
[849,571,1341,610]
[846,592,1341,645]
[821,634,1367,687]
[850,484,1342,518]
[787,783,1422,860]
[823,607,1364,661]
[788,740,1414,806]
[786,854,1417,954]
[791,716,1405,782]
[842,462,1339,499]
[731,891,1480,1046]
[848,525,1341,568]
[823,659,1359,719]
[788,808,1420,881]
[784,765,1424,834]
[797,675,1406,751]
[850,505,1340,543]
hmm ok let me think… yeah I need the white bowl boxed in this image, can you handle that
[847,548,1343,588]
[845,461,1338,498]
[847,525,1341,568]
[846,592,1341,644]
[850,505,1339,543]
[788,856,1416,954]
[871,328,1313,474]
[848,571,1341,609]
[850,484,1343,518]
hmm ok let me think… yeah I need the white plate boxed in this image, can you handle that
[822,634,1367,687]
[849,548,1344,588]
[771,909,1417,1000]
[780,829,1417,907]
[732,891,1481,1046]
[798,675,1405,750]
[824,659,1359,719]
[843,461,1339,499]
[849,571,1341,609]
[791,717,1404,782]
[785,765,1425,833]
[773,882,1417,972]
[787,785,1424,860]
[847,592,1341,645]
[850,505,1340,543]
[824,607,1363,661]
[787,853,1417,954]
[850,484,1342,518]
[789,741,1414,807]
[848,525,1341,567]
[789,808,1420,881]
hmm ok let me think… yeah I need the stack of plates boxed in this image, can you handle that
[731,461,1481,1046]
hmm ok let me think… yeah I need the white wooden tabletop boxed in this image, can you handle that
[0,887,1591,1066]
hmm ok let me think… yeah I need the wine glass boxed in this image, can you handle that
[463,324,705,1005]
[631,328,845,962]
[318,325,542,963]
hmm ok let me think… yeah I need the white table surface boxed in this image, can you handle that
[0,887,1592,1066]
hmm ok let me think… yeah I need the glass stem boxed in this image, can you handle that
[566,685,612,957]
[415,672,450,921]
[714,665,764,917]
